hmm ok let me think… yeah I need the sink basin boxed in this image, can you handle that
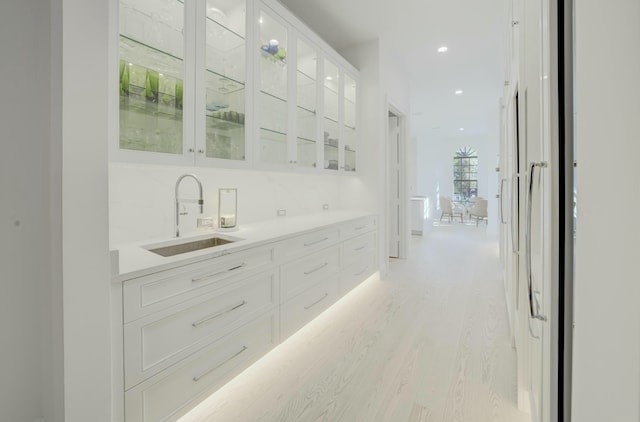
[145,234,242,257]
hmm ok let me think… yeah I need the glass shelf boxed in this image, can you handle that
[206,16,245,54]
[120,35,183,79]
[260,127,287,137]
[206,70,245,95]
[260,127,287,165]
[206,114,244,130]
[260,89,286,103]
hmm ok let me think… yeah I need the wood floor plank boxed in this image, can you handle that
[180,225,530,422]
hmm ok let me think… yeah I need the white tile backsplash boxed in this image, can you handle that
[109,162,346,246]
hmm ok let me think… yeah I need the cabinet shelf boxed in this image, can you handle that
[120,35,183,79]
[323,116,338,124]
[260,90,287,103]
[297,105,316,115]
[297,136,316,144]
[297,69,316,85]
[206,69,245,95]
[207,114,245,130]
[206,16,245,54]
[260,127,287,138]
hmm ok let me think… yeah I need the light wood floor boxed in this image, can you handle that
[181,224,530,422]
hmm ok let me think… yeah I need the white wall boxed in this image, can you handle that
[61,0,113,421]
[572,0,640,420]
[0,1,55,420]
[109,163,347,245]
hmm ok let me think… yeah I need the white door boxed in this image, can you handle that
[388,113,400,258]
[519,0,557,419]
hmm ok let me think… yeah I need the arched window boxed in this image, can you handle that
[453,147,478,200]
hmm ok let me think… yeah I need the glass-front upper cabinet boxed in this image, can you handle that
[296,38,318,168]
[202,0,247,163]
[343,73,357,172]
[119,0,185,157]
[256,8,289,166]
[323,59,340,171]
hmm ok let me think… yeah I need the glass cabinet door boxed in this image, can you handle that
[257,9,288,165]
[323,59,339,171]
[343,73,357,172]
[119,0,185,155]
[203,0,247,162]
[296,38,317,168]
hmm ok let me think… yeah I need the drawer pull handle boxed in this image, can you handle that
[304,262,329,275]
[355,265,369,277]
[192,345,248,382]
[304,293,329,310]
[353,245,366,251]
[304,237,329,247]
[354,225,367,230]
[191,263,247,283]
[191,300,247,328]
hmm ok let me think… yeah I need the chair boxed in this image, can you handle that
[468,198,488,226]
[440,197,464,223]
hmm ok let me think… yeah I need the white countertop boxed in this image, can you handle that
[112,210,374,281]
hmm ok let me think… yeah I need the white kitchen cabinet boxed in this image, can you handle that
[124,310,278,422]
[280,245,341,302]
[116,214,377,421]
[280,275,340,339]
[116,0,251,168]
[123,270,278,389]
[122,244,275,322]
[114,0,359,174]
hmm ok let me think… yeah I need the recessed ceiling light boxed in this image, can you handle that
[437,46,448,53]
[455,90,463,95]
[259,17,263,24]
[459,127,465,131]
[326,76,333,81]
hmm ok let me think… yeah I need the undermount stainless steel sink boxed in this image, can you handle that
[145,235,242,257]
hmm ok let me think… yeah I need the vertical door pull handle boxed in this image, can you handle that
[526,162,548,322]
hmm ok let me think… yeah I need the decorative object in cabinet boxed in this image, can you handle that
[257,9,289,165]
[323,58,339,171]
[204,0,247,162]
[296,38,318,168]
[119,0,185,155]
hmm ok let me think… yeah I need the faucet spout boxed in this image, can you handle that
[175,173,204,237]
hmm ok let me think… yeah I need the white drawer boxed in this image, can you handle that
[343,231,376,266]
[125,310,278,422]
[280,246,341,302]
[278,227,340,262]
[341,253,376,296]
[340,215,377,240]
[280,277,340,341]
[124,271,278,389]
[123,245,275,323]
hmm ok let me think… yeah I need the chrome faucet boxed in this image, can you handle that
[175,173,204,237]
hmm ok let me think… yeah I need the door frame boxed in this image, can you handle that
[386,100,408,260]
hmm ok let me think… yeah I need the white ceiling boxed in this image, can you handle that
[278,0,507,138]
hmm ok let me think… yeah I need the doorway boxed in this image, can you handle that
[388,105,406,259]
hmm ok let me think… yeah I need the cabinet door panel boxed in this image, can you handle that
[280,246,341,302]
[280,277,340,341]
[125,311,278,422]
[124,270,277,389]
[203,0,248,163]
[119,0,186,157]
[123,246,275,322]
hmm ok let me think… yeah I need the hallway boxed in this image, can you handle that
[182,225,529,422]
